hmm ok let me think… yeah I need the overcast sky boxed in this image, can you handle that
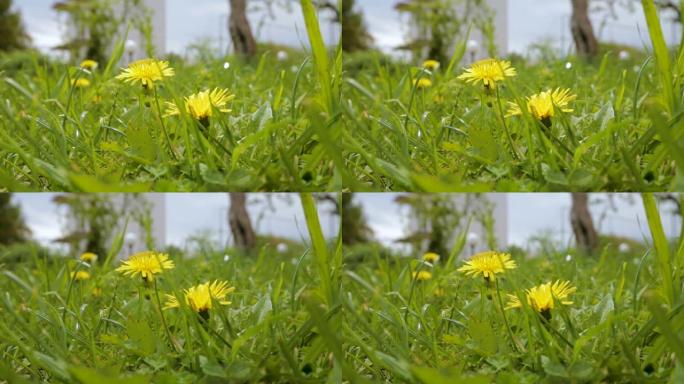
[13,193,339,249]
[13,1,681,56]
[356,193,682,251]
[12,193,681,252]
[14,0,339,54]
[358,0,682,54]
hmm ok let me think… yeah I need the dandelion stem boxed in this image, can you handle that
[404,71,424,135]
[62,261,83,323]
[153,278,180,353]
[404,263,422,324]
[495,87,520,161]
[153,87,178,161]
[62,70,82,140]
[495,279,522,353]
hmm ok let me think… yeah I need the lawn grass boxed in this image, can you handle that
[1,194,683,382]
[341,2,684,192]
[0,193,346,383]
[335,194,684,382]
[0,0,342,192]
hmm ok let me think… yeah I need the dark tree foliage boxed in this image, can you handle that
[319,0,373,52]
[0,0,30,52]
[340,194,373,245]
[0,194,30,245]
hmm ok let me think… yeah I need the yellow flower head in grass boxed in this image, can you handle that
[423,59,440,71]
[457,58,516,89]
[71,271,91,281]
[412,270,432,281]
[423,252,440,263]
[72,78,91,88]
[80,252,97,263]
[164,280,235,317]
[413,78,432,89]
[506,280,576,319]
[506,88,577,126]
[116,58,175,88]
[165,88,234,126]
[80,59,98,70]
[458,251,517,281]
[116,251,175,282]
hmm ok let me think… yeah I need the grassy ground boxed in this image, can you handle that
[342,4,684,192]
[0,194,346,383]
[1,194,683,382]
[0,1,342,192]
[338,194,684,382]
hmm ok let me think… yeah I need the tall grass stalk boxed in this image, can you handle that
[642,193,675,306]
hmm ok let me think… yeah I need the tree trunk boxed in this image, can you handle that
[228,193,256,251]
[228,0,257,58]
[570,0,598,58]
[570,193,598,253]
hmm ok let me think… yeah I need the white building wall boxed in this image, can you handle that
[120,0,166,62]
[62,194,167,258]
[462,0,508,61]
[399,194,509,257]
[451,193,508,256]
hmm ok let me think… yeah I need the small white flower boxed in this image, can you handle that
[618,50,630,61]
[223,62,231,70]
[618,243,630,253]
[277,50,288,61]
[565,254,572,262]
[565,62,573,70]
[223,254,230,262]
[466,39,479,54]
[276,243,288,253]
[466,232,479,248]
[125,39,137,51]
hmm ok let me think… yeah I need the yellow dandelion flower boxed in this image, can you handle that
[116,251,175,281]
[115,58,175,88]
[80,252,97,263]
[423,59,440,71]
[413,78,432,89]
[80,59,98,70]
[71,271,91,281]
[412,270,433,281]
[72,78,91,88]
[506,88,576,126]
[423,252,440,263]
[506,280,576,317]
[457,251,517,281]
[165,88,234,126]
[92,287,103,297]
[457,58,516,89]
[164,280,235,316]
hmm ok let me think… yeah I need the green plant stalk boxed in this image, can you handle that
[300,0,334,115]
[300,193,333,307]
[642,193,675,307]
[641,0,675,114]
